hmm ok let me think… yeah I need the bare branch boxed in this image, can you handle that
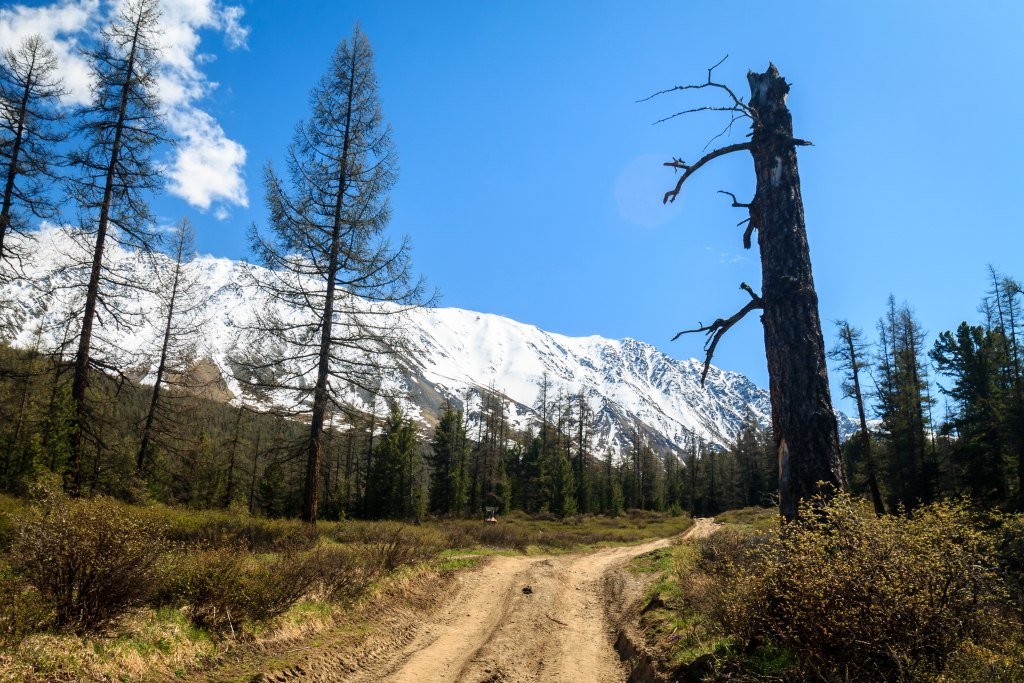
[743,221,757,250]
[662,142,752,204]
[702,111,746,152]
[652,105,744,126]
[717,190,750,208]
[739,282,761,301]
[672,282,763,386]
[638,54,754,125]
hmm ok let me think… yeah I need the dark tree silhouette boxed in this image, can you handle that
[830,320,885,514]
[136,218,209,475]
[241,27,425,522]
[649,61,845,520]
[0,35,67,268]
[65,0,168,494]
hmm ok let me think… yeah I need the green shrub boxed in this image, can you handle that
[161,547,321,633]
[314,545,379,603]
[150,506,318,552]
[360,522,444,571]
[0,564,50,646]
[10,495,165,633]
[711,496,1005,680]
[996,513,1024,609]
[330,521,444,571]
[440,520,532,551]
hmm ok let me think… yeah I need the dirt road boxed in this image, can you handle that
[327,517,717,683]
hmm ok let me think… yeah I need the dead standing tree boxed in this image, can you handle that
[649,61,845,520]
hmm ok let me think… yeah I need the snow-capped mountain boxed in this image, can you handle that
[0,227,856,456]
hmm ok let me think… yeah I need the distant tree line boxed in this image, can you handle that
[832,267,1023,512]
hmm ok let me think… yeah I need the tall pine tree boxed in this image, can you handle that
[243,27,424,522]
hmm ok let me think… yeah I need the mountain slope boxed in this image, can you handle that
[0,227,855,456]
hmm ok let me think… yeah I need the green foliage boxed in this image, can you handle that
[337,520,446,570]
[996,513,1024,609]
[150,504,317,552]
[0,563,50,647]
[158,547,320,632]
[931,322,1009,501]
[438,510,692,552]
[429,403,468,515]
[365,406,424,519]
[707,496,1009,679]
[314,544,380,603]
[875,298,936,509]
[10,495,165,632]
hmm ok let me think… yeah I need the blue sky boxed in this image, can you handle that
[5,1,1023,411]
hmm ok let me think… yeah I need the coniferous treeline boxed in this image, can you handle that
[3,266,1018,520]
[835,267,1024,512]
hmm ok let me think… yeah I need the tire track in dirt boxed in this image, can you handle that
[331,518,717,683]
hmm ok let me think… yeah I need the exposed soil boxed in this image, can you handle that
[244,518,717,683]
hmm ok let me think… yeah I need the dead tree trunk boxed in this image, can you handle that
[748,67,845,519]
[656,63,845,520]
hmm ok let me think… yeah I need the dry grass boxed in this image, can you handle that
[0,496,690,681]
[437,509,693,552]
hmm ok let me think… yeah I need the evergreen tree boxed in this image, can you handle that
[875,298,933,509]
[573,392,591,513]
[365,406,421,519]
[255,458,287,517]
[242,27,424,522]
[986,268,1024,503]
[931,323,1008,501]
[428,402,468,515]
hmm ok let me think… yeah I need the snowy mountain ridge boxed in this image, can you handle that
[0,227,856,457]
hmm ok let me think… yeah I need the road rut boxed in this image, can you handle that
[334,518,717,683]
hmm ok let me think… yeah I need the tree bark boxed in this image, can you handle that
[747,65,846,520]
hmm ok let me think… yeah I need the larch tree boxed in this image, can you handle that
[242,27,424,522]
[986,267,1024,502]
[647,60,845,520]
[136,217,210,476]
[64,0,168,495]
[0,34,67,269]
[830,320,885,515]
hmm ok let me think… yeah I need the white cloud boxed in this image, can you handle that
[0,0,250,215]
[218,5,248,50]
[0,0,99,104]
[165,107,246,210]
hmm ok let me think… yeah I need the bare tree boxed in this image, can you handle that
[64,0,168,494]
[240,27,426,522]
[136,218,210,475]
[830,320,885,515]
[648,60,845,520]
[0,35,67,269]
